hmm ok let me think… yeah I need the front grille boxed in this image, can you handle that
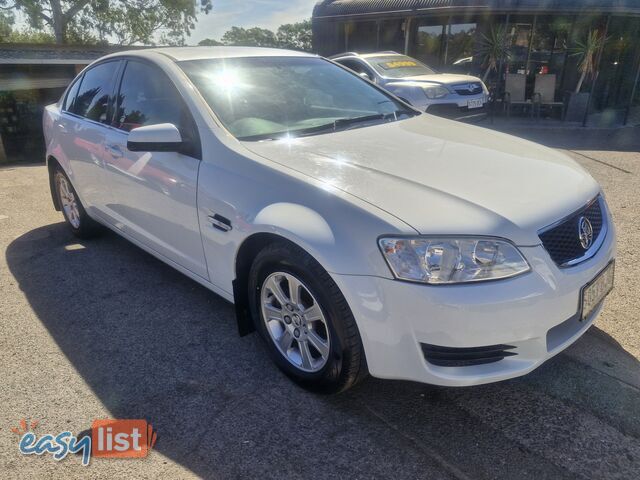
[421,343,517,367]
[539,197,604,267]
[453,82,483,96]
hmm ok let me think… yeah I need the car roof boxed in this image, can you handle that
[330,51,403,60]
[101,46,316,63]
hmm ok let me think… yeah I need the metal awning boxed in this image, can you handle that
[313,0,640,18]
[0,77,73,91]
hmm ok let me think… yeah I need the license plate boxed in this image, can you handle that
[467,99,484,109]
[581,262,615,320]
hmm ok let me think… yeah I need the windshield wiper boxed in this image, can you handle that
[296,114,389,137]
[333,113,386,130]
[239,109,418,141]
[334,110,418,131]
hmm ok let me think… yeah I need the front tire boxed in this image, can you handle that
[248,242,368,393]
[53,167,101,238]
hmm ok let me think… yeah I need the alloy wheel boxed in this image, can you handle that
[57,174,81,229]
[260,272,331,372]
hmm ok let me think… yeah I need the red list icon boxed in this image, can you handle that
[91,419,157,458]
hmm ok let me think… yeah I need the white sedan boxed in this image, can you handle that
[43,47,615,393]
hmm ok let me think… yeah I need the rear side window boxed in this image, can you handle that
[73,61,119,123]
[62,77,81,112]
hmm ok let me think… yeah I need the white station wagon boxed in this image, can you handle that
[44,47,615,393]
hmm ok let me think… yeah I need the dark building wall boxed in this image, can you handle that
[312,1,640,126]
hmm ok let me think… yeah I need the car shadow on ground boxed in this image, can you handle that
[6,223,640,479]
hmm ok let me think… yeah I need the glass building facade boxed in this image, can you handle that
[312,0,640,126]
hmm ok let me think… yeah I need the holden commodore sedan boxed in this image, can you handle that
[331,51,489,121]
[43,47,615,393]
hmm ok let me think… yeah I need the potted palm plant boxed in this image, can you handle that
[478,25,511,83]
[565,29,608,122]
[477,26,511,119]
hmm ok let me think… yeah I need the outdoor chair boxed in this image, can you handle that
[504,73,532,117]
[532,74,565,120]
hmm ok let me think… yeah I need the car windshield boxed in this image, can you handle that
[178,56,417,141]
[366,55,437,78]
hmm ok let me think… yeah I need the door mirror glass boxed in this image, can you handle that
[127,123,183,152]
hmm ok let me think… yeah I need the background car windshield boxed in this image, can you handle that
[179,56,410,140]
[367,55,436,78]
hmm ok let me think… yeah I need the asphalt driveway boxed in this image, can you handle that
[1,127,639,479]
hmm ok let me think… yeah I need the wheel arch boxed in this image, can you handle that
[233,232,329,337]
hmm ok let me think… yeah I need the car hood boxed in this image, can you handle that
[397,73,482,86]
[241,116,600,245]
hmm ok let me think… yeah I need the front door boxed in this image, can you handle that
[101,59,208,279]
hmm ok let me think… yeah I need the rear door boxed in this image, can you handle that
[59,60,121,211]
[101,59,208,278]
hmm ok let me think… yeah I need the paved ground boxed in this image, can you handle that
[1,127,639,479]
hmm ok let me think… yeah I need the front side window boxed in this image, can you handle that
[179,56,416,141]
[338,59,374,79]
[113,60,193,134]
[366,55,436,78]
[73,61,119,123]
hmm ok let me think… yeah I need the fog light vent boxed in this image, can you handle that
[421,343,517,367]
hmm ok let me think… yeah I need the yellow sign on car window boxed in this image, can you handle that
[383,61,418,69]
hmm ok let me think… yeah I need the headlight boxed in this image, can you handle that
[378,237,530,284]
[422,85,449,99]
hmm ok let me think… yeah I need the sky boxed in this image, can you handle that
[189,0,318,44]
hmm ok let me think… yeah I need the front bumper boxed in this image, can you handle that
[423,93,488,121]
[331,225,616,387]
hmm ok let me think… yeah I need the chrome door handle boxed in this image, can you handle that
[105,144,123,158]
[56,122,67,134]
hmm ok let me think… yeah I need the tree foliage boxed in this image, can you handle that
[276,20,311,51]
[0,0,212,45]
[197,37,222,46]
[220,26,278,48]
[198,19,312,52]
[0,7,15,41]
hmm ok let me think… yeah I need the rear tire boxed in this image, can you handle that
[53,166,101,239]
[248,241,368,394]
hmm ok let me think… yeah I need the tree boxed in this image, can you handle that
[276,19,311,51]
[0,0,213,45]
[199,19,312,52]
[4,29,56,43]
[220,26,278,48]
[0,8,14,41]
[198,37,223,46]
